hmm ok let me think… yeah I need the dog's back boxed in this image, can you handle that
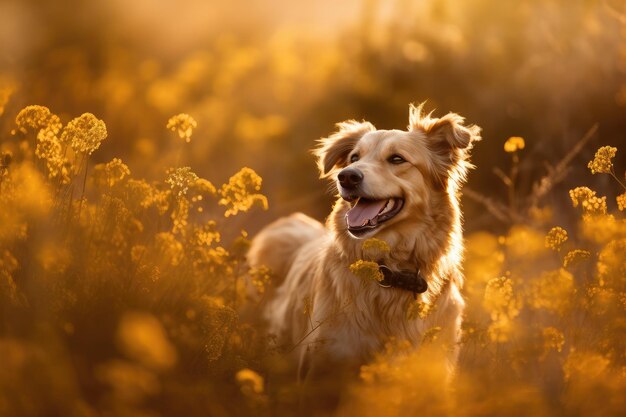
[248,213,325,286]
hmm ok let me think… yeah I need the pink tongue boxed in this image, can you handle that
[347,199,388,228]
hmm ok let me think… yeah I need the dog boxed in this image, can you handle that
[248,103,481,379]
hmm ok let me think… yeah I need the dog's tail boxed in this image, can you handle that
[248,213,325,286]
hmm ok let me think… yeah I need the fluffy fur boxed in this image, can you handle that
[248,103,481,377]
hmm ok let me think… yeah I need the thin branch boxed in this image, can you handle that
[528,123,598,209]
[492,167,512,187]
[284,298,353,354]
[610,170,626,190]
[462,187,512,223]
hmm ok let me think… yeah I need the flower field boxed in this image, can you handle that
[1,0,625,416]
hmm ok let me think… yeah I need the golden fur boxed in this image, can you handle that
[248,103,481,377]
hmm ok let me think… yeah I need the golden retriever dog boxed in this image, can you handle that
[248,103,481,379]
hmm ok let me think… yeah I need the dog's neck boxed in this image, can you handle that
[327,192,462,303]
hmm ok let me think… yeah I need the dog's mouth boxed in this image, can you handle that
[345,197,404,237]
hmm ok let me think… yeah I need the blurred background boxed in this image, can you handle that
[2,0,625,233]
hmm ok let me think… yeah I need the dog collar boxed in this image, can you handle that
[377,263,428,295]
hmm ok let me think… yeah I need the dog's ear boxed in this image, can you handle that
[408,102,481,151]
[408,103,482,188]
[313,120,375,178]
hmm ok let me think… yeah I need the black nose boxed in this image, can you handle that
[338,167,364,188]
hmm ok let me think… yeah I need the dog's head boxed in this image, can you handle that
[314,103,481,239]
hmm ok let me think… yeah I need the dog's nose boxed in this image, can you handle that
[338,167,363,188]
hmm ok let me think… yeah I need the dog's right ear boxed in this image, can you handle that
[313,120,375,178]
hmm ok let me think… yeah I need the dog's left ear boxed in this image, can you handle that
[313,120,375,178]
[408,103,481,152]
[409,103,481,188]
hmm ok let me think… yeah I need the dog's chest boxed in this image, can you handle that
[313,288,429,360]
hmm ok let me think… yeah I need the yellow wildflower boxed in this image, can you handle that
[617,192,626,211]
[596,239,626,289]
[421,326,442,344]
[193,221,221,247]
[542,327,565,354]
[93,158,131,188]
[563,249,591,268]
[569,187,608,218]
[545,226,568,251]
[569,186,596,208]
[235,368,264,395]
[362,238,390,260]
[484,276,519,319]
[407,300,436,319]
[61,113,107,154]
[487,314,516,343]
[219,167,268,217]
[124,179,156,210]
[166,167,199,198]
[580,213,625,244]
[14,105,62,135]
[350,259,384,282]
[528,268,574,313]
[171,197,189,235]
[167,113,197,143]
[581,196,607,217]
[193,178,217,195]
[483,275,521,342]
[249,265,272,295]
[587,146,617,174]
[34,127,68,182]
[503,136,525,153]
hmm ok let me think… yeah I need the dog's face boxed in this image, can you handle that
[315,104,480,239]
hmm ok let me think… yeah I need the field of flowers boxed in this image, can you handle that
[1,0,625,416]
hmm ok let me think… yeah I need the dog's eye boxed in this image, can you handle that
[388,154,406,164]
[350,154,359,163]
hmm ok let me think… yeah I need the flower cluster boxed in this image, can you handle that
[587,146,617,174]
[483,275,520,342]
[167,113,197,143]
[581,196,607,217]
[349,259,383,282]
[406,300,436,319]
[545,226,568,251]
[503,136,525,153]
[361,238,390,260]
[166,167,199,198]
[569,186,607,217]
[617,193,626,211]
[528,268,574,314]
[14,105,62,135]
[219,167,268,217]
[61,113,107,155]
[542,326,565,354]
[563,249,591,268]
[569,186,596,207]
[35,128,69,182]
[93,158,131,188]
